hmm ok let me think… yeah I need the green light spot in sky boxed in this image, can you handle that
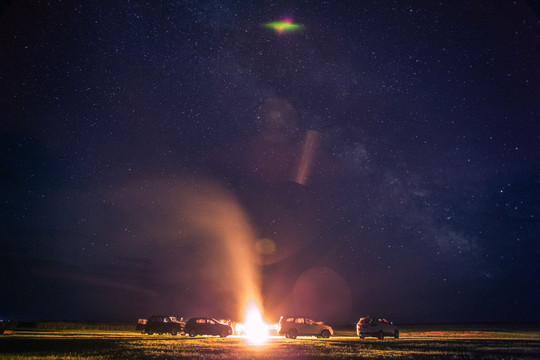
[264,20,302,34]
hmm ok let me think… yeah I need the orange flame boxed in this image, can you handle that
[241,300,269,345]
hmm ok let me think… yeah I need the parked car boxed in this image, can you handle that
[184,317,233,337]
[356,317,399,339]
[136,318,147,332]
[278,316,333,339]
[139,315,185,335]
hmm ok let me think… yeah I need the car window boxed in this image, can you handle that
[208,319,216,324]
[286,318,294,322]
[305,318,315,325]
[295,318,305,324]
[196,319,205,324]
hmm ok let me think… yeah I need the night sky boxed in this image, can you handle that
[1,1,539,325]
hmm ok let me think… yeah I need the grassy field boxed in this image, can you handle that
[0,325,539,359]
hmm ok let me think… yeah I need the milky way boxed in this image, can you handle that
[1,1,539,324]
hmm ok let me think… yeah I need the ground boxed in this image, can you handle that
[0,325,539,359]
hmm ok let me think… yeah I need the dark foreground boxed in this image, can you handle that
[1,325,539,359]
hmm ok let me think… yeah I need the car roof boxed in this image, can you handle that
[280,316,324,322]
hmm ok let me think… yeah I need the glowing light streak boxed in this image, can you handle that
[293,130,320,185]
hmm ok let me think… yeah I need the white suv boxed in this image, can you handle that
[278,316,333,339]
[356,317,399,339]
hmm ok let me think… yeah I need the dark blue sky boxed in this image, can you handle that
[1,1,539,324]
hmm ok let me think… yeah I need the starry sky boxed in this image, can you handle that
[1,1,539,325]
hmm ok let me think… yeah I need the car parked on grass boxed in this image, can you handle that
[278,316,333,339]
[139,315,185,335]
[356,316,399,339]
[184,317,233,337]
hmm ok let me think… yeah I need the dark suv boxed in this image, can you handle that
[184,317,233,337]
[356,317,399,339]
[142,315,185,335]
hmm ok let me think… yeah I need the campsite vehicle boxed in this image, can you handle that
[184,317,233,337]
[138,315,185,335]
[356,317,399,339]
[278,316,333,339]
[136,318,146,332]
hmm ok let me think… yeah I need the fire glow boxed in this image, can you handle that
[237,300,271,345]
[172,179,272,344]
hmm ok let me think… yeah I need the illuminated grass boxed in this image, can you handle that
[1,326,539,359]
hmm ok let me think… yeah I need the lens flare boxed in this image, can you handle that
[242,300,269,345]
[264,19,302,34]
[293,130,320,185]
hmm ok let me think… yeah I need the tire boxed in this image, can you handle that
[394,330,399,339]
[378,331,384,340]
[171,330,177,336]
[220,330,228,338]
[288,328,298,339]
[189,332,196,337]
[321,330,330,339]
[285,333,290,339]
[359,335,365,339]
[147,330,154,335]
